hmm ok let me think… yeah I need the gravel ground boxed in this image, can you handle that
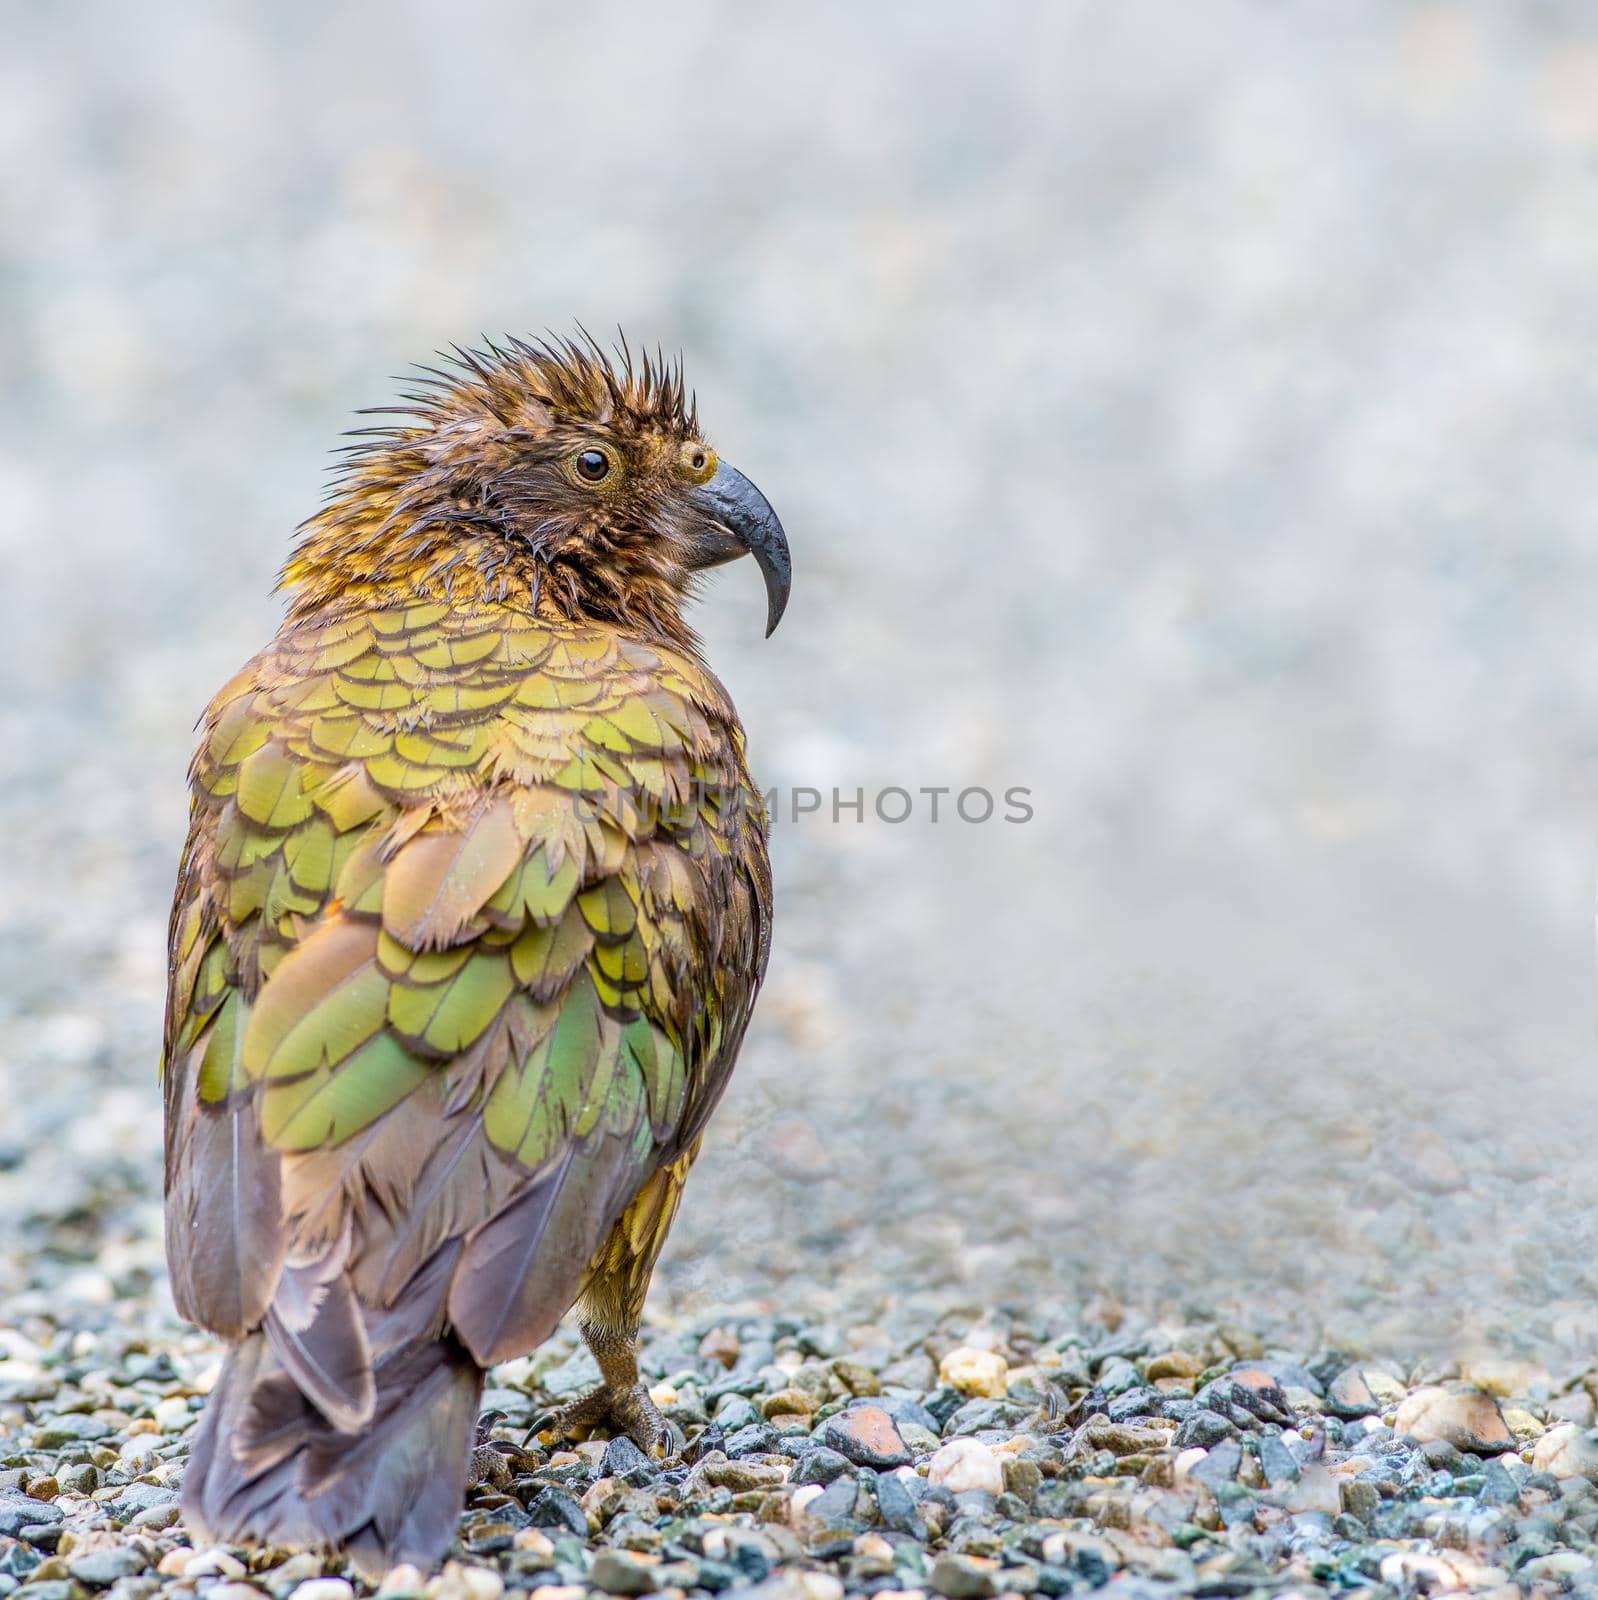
[9,2,1598,1594]
[7,1297,1598,1600]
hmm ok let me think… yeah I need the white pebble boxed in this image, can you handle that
[937,1347,1009,1399]
[378,1565,428,1595]
[188,1549,247,1579]
[191,1358,224,1396]
[926,1438,1004,1495]
[272,1553,325,1585]
[0,1331,45,1362]
[794,1576,844,1600]
[1533,1423,1598,1482]
[153,1397,192,1432]
[292,1581,355,1600]
[426,1564,503,1600]
[791,1483,824,1513]
[1379,1551,1493,1591]
[119,1436,160,1470]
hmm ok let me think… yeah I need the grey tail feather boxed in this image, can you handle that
[184,1325,481,1577]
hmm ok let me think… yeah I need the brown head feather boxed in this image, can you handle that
[282,335,716,650]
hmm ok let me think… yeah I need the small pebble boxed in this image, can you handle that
[426,1563,502,1600]
[290,1581,355,1600]
[186,1549,247,1580]
[377,1564,428,1596]
[937,1349,1009,1399]
[928,1552,999,1598]
[822,1402,911,1468]
[1532,1422,1598,1481]
[67,1548,147,1587]
[926,1439,1003,1496]
[117,1438,159,1472]
[587,1550,657,1596]
[1393,1385,1514,1455]
[151,1398,191,1432]
[698,1327,740,1369]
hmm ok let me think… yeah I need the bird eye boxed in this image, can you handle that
[574,449,611,483]
[689,449,706,470]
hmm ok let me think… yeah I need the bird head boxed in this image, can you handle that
[282,335,791,649]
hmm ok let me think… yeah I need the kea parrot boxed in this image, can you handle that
[161,337,789,1572]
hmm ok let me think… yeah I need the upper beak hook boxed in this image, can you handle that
[688,463,792,636]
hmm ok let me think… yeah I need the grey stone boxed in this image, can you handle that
[1480,1459,1522,1507]
[1095,1357,1140,1394]
[1106,1387,1164,1424]
[1189,1438,1244,1489]
[928,1552,998,1598]
[874,1470,924,1537]
[1340,1478,1381,1522]
[801,1476,864,1533]
[539,1350,601,1397]
[724,1422,781,1458]
[874,1393,939,1434]
[942,1399,1025,1436]
[0,1377,56,1405]
[68,1548,147,1587]
[599,1435,657,1484]
[1174,1409,1237,1449]
[713,1394,760,1432]
[127,1504,180,1532]
[102,1483,177,1522]
[12,1584,74,1600]
[588,1549,657,1595]
[0,1497,63,1539]
[525,1485,588,1538]
[1256,1433,1300,1485]
[31,1414,112,1447]
[102,1580,159,1600]
[790,1446,852,1486]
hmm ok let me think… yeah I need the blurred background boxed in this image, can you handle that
[4,0,1598,1366]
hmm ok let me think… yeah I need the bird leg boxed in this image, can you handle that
[530,1156,697,1457]
[538,1315,666,1455]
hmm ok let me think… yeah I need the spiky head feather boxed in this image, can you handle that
[283,334,718,650]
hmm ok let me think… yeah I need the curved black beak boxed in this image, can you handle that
[685,463,792,637]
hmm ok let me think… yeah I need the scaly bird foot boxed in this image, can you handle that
[466,1442,515,1492]
[530,1381,672,1458]
[467,1408,529,1492]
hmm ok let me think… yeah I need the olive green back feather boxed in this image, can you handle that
[163,602,770,1362]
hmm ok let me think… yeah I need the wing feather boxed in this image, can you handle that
[164,605,771,1379]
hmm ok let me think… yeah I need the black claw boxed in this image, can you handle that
[522,1409,558,1449]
